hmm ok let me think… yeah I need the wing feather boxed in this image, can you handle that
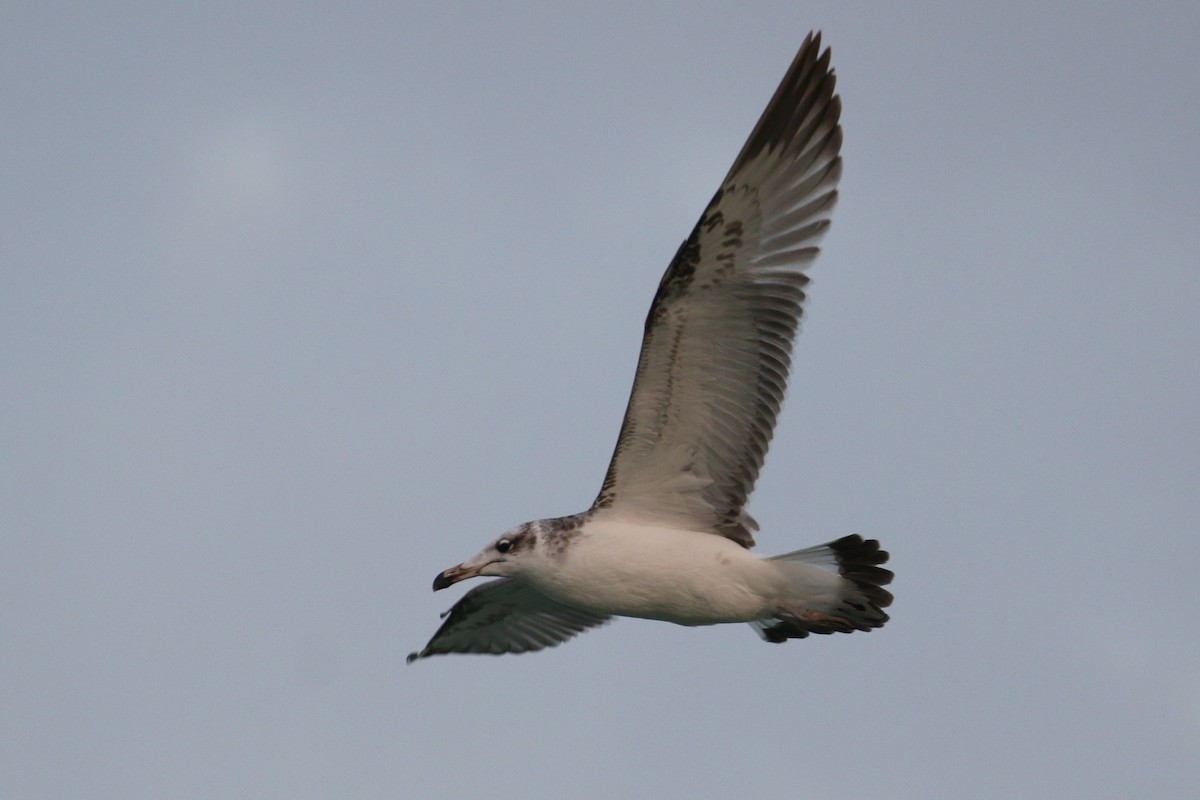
[407,579,611,662]
[592,33,842,548]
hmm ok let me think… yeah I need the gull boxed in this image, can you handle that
[409,32,891,663]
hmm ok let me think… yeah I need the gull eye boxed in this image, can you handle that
[495,539,513,554]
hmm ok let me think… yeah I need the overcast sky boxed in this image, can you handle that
[4,3,1198,798]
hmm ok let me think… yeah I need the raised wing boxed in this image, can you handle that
[592,33,843,547]
[407,578,611,663]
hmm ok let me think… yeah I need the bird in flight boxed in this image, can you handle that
[409,32,891,663]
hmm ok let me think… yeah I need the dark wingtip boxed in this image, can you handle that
[722,28,840,183]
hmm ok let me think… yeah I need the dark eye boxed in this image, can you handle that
[496,539,513,554]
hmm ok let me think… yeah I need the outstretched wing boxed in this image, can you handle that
[407,579,612,663]
[592,33,843,548]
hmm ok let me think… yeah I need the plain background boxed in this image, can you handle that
[4,3,1198,798]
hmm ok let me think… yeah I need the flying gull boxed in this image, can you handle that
[409,32,891,663]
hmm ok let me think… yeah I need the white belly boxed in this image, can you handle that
[524,518,784,624]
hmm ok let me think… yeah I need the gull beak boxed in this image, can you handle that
[432,563,480,591]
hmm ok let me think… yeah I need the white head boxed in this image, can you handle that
[431,523,540,591]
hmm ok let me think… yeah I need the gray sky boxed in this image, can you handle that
[4,3,1198,798]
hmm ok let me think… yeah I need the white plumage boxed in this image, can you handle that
[520,516,846,626]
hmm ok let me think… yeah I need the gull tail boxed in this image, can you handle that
[750,534,893,642]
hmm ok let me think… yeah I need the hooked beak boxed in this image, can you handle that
[432,563,481,591]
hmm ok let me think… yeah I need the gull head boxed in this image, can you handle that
[432,524,539,591]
